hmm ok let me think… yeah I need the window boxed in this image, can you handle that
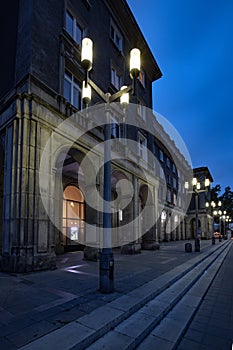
[166,189,172,203]
[138,132,147,161]
[172,163,176,173]
[160,167,165,179]
[66,11,83,45]
[173,177,177,188]
[64,71,82,109]
[138,70,145,87]
[167,174,171,185]
[111,67,122,90]
[137,99,146,120]
[111,116,122,139]
[159,150,164,162]
[173,193,177,206]
[166,158,170,168]
[110,21,123,51]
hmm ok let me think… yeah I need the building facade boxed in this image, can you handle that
[0,0,192,272]
[185,167,213,239]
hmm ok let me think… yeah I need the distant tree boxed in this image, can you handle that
[219,186,233,218]
[211,184,221,203]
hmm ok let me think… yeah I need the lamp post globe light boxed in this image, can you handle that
[205,200,222,244]
[80,37,141,293]
[185,177,210,252]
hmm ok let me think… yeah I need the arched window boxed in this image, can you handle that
[62,185,85,248]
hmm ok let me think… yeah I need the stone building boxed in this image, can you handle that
[0,0,192,272]
[185,167,213,239]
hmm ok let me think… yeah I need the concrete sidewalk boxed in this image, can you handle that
[0,239,229,349]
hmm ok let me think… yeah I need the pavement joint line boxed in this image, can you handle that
[18,241,231,350]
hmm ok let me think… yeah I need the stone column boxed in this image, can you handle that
[1,97,56,272]
[141,183,159,250]
[83,183,100,261]
[121,175,141,254]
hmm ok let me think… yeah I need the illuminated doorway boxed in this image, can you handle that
[62,185,85,251]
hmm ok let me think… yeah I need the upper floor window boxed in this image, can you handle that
[138,132,147,161]
[172,163,176,173]
[167,174,171,185]
[160,167,165,180]
[111,116,122,139]
[173,177,177,188]
[138,70,145,87]
[166,158,170,168]
[166,189,172,203]
[110,20,123,51]
[64,70,82,109]
[66,11,83,45]
[111,67,122,90]
[137,99,146,120]
[159,149,164,162]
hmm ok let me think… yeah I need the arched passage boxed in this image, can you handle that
[54,147,97,253]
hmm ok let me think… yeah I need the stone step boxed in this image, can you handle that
[19,241,231,350]
[137,244,230,349]
[85,242,231,350]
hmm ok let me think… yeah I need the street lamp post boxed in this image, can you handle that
[225,216,231,239]
[205,200,222,244]
[221,211,228,239]
[185,177,210,252]
[81,38,141,293]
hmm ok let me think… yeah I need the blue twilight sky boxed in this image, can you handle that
[127,0,233,193]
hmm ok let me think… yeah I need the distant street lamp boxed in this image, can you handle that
[81,38,141,293]
[220,211,229,239]
[185,177,210,252]
[225,216,231,239]
[205,200,222,243]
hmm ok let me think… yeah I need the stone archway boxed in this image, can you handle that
[54,147,98,254]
